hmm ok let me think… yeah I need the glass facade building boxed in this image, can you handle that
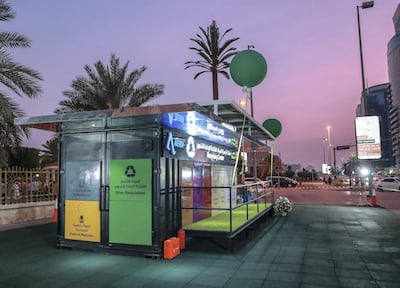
[365,84,394,168]
[388,3,400,167]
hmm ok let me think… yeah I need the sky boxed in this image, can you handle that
[6,0,400,169]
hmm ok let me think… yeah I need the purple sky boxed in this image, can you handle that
[8,0,399,169]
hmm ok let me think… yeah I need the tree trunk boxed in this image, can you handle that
[212,70,219,100]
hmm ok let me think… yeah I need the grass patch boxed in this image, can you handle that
[183,203,272,232]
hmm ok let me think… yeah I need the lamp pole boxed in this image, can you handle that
[356,1,374,196]
[248,45,255,117]
[357,1,374,115]
[322,138,327,164]
[327,126,332,167]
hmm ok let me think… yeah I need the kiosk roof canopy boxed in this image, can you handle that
[14,100,275,144]
[198,100,275,142]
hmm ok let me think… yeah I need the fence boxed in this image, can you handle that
[181,181,274,238]
[0,167,58,205]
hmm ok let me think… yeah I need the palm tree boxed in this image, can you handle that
[55,54,164,113]
[40,136,59,168]
[0,0,43,166]
[184,20,239,100]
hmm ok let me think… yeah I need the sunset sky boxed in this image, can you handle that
[8,0,400,169]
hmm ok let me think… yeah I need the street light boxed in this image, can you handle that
[322,138,328,164]
[357,1,374,115]
[356,1,374,196]
[327,126,332,167]
[247,45,255,117]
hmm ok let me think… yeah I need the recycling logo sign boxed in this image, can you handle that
[125,165,136,177]
[110,159,152,202]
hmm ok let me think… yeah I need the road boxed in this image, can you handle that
[273,181,400,216]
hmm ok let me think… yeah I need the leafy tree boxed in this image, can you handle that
[343,153,358,177]
[297,169,317,181]
[6,146,40,168]
[55,54,164,113]
[0,0,43,166]
[40,136,58,168]
[0,148,8,168]
[284,165,295,179]
[185,20,239,100]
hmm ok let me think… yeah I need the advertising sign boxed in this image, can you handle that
[355,116,381,160]
[322,163,329,174]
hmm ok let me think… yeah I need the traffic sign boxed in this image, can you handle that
[335,145,350,150]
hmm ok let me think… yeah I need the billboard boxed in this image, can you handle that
[355,116,381,160]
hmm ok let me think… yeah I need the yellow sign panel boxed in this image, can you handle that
[65,200,100,242]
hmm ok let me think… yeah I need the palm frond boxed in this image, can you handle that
[0,32,30,49]
[128,83,164,107]
[0,92,28,147]
[0,50,43,98]
[39,135,59,166]
[193,70,209,79]
[218,70,230,79]
[0,0,15,22]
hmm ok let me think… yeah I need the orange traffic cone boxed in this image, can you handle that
[52,199,58,223]
[178,229,185,250]
[369,189,378,207]
[371,193,378,206]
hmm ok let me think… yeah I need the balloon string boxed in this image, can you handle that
[270,141,275,201]
[231,88,250,186]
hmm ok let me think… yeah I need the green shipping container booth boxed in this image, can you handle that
[15,100,275,257]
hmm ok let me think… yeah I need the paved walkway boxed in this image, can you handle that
[274,184,400,215]
[0,204,399,287]
[1,186,399,287]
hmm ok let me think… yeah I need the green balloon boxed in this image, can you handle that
[262,118,282,138]
[230,50,267,88]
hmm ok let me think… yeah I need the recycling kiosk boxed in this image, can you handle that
[15,101,275,257]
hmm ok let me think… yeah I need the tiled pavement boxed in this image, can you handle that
[0,204,399,287]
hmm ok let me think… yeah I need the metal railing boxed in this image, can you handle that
[181,182,274,234]
[1,167,58,205]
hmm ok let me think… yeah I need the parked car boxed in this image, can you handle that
[244,177,271,188]
[266,176,298,188]
[238,177,271,203]
[375,177,400,192]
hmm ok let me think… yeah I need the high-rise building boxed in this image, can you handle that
[388,3,400,167]
[365,84,394,168]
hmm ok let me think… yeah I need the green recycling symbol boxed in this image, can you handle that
[125,165,136,177]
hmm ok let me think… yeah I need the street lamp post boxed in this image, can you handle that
[247,45,255,117]
[357,1,374,115]
[322,139,327,164]
[356,1,374,196]
[327,126,332,167]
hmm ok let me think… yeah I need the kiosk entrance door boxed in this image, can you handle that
[60,130,156,248]
[62,133,104,243]
[107,131,153,246]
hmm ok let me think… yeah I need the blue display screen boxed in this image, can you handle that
[161,111,238,148]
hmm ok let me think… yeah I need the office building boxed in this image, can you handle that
[388,3,400,167]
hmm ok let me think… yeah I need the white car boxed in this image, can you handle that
[375,177,400,192]
[244,177,271,189]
